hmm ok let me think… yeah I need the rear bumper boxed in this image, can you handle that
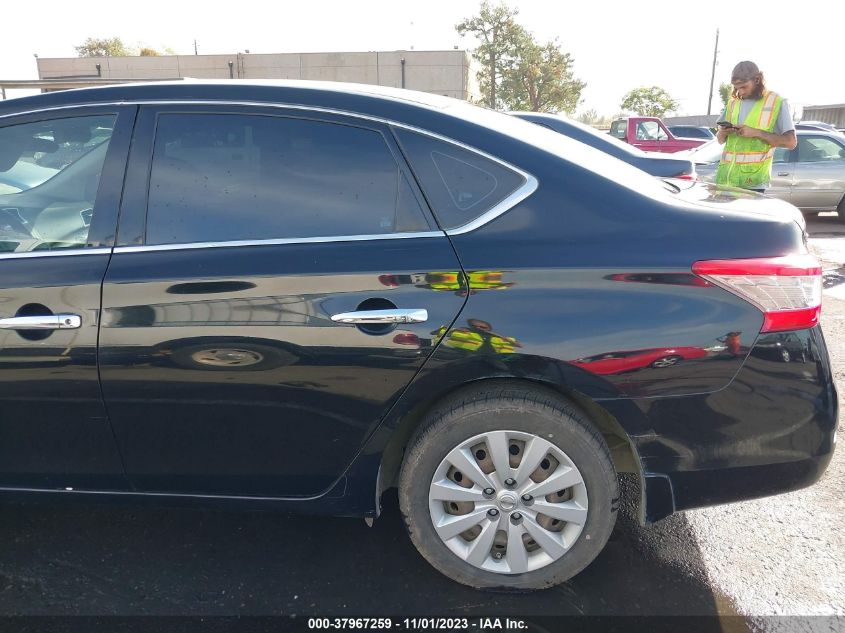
[642,453,833,522]
[605,326,837,521]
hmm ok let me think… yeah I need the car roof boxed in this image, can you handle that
[0,79,462,121]
[0,80,672,205]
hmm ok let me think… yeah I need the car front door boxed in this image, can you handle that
[634,121,670,153]
[791,135,845,211]
[768,146,796,204]
[99,105,467,498]
[0,106,135,490]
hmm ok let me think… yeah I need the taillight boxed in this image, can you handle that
[692,254,822,333]
[675,173,695,180]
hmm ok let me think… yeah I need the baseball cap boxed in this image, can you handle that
[732,61,761,82]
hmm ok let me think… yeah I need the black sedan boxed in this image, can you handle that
[0,81,835,591]
[510,111,696,179]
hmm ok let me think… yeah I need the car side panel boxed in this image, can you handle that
[791,158,845,211]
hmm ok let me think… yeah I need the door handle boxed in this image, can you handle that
[778,172,790,177]
[331,308,428,324]
[0,314,82,330]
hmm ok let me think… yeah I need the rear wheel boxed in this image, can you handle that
[651,354,682,368]
[838,196,845,222]
[398,385,618,590]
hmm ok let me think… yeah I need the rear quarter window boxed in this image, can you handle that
[393,128,526,231]
[609,120,627,139]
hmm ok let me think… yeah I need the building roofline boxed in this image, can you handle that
[35,49,470,62]
[0,78,185,90]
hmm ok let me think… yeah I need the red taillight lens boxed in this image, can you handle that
[692,254,822,333]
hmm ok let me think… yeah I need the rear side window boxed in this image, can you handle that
[394,128,525,230]
[145,113,432,245]
[609,120,627,139]
[0,115,116,253]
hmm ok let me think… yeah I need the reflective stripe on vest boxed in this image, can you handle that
[758,91,779,130]
[716,90,783,189]
[721,148,775,163]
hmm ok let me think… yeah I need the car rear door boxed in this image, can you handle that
[791,134,845,210]
[0,106,135,490]
[99,105,467,498]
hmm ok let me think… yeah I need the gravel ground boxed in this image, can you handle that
[683,215,845,626]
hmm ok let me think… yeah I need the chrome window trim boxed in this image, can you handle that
[0,247,111,261]
[0,99,538,243]
[113,231,444,254]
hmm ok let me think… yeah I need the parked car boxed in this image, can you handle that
[609,116,707,153]
[689,131,845,218]
[510,112,696,179]
[0,81,835,591]
[570,347,709,375]
[751,332,808,363]
[795,121,842,133]
[512,112,804,230]
[668,125,716,140]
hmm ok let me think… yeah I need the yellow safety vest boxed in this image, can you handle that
[715,90,783,189]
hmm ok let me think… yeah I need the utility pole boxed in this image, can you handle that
[194,39,198,55]
[707,28,720,115]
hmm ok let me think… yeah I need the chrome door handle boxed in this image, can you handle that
[331,309,428,324]
[778,172,790,176]
[0,314,82,330]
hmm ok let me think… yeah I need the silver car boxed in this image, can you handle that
[688,130,845,218]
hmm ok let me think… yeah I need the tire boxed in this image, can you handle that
[398,385,618,590]
[837,196,845,222]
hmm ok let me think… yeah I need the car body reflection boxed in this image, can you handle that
[379,270,513,295]
[432,319,521,354]
[571,347,709,375]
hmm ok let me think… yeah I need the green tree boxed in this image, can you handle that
[139,47,160,57]
[719,81,732,108]
[75,37,131,57]
[501,37,585,113]
[620,86,679,117]
[577,109,598,125]
[457,2,584,112]
[456,1,526,109]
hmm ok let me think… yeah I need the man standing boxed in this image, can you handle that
[715,61,797,192]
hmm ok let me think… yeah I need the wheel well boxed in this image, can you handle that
[378,378,642,496]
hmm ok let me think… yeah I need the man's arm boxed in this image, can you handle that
[737,125,797,149]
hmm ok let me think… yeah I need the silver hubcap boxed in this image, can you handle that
[428,430,588,574]
[652,356,679,368]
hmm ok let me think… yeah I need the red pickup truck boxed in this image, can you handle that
[609,116,706,153]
